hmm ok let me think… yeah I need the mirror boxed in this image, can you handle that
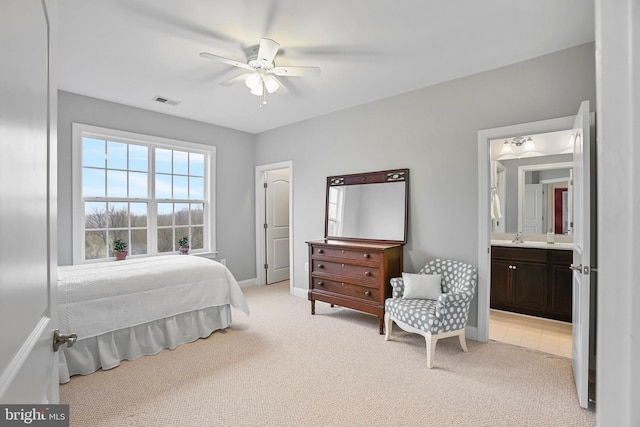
[491,131,574,237]
[518,163,573,235]
[325,169,409,243]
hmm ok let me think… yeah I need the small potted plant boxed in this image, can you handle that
[112,238,128,261]
[178,236,189,255]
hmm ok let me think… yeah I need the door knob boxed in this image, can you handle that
[53,329,77,352]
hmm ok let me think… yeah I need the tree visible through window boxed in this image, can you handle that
[75,124,213,262]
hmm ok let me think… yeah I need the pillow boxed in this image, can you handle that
[402,272,442,300]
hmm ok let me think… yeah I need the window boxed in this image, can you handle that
[73,124,215,263]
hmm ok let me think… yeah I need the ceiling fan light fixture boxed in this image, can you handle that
[263,75,280,94]
[245,73,261,91]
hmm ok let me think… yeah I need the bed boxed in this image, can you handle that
[57,255,250,384]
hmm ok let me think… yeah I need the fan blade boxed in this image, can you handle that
[272,66,321,77]
[199,52,253,71]
[219,73,251,87]
[257,38,280,64]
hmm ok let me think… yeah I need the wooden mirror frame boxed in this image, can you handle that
[324,168,409,244]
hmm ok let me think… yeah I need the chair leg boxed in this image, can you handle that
[425,334,438,369]
[458,330,468,352]
[384,312,393,341]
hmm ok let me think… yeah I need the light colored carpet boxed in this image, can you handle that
[60,281,595,427]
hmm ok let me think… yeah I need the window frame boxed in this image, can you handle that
[72,123,216,264]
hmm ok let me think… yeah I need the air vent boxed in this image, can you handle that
[152,95,180,106]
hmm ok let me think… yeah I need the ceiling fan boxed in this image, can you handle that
[200,38,321,104]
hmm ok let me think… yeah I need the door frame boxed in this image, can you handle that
[477,115,575,342]
[255,161,293,292]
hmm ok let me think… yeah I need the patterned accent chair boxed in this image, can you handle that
[384,259,477,368]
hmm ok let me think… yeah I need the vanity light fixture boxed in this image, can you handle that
[498,136,542,159]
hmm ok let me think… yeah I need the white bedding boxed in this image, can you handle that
[57,255,250,340]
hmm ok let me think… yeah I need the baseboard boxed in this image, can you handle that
[237,278,257,288]
[291,286,307,299]
[465,325,478,341]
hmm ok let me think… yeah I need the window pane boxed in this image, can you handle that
[85,202,106,229]
[129,144,148,172]
[130,202,147,227]
[175,228,189,250]
[85,230,107,260]
[107,170,127,197]
[155,174,172,199]
[107,141,127,170]
[131,229,147,255]
[83,168,105,197]
[155,148,172,173]
[174,151,188,175]
[173,175,189,199]
[189,177,204,200]
[190,153,204,177]
[191,227,203,250]
[129,171,148,198]
[108,202,129,228]
[157,228,173,253]
[191,204,204,225]
[157,203,173,226]
[82,138,105,168]
[175,203,189,226]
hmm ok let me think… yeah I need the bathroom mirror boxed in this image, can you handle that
[325,169,409,244]
[518,163,573,235]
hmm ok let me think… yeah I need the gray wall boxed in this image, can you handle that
[254,42,596,329]
[57,91,257,281]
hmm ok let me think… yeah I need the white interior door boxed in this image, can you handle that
[571,100,591,409]
[523,184,544,234]
[0,0,59,403]
[265,169,290,284]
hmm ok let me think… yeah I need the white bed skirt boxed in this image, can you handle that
[59,305,232,384]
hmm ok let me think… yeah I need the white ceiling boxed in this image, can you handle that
[57,1,595,134]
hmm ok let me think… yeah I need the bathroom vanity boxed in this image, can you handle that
[490,242,572,322]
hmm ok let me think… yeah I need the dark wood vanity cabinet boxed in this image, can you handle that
[490,246,572,322]
[307,240,403,334]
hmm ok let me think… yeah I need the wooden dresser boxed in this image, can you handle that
[307,239,403,334]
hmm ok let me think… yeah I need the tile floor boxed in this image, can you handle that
[489,309,572,358]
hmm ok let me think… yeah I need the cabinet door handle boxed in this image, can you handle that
[569,264,583,271]
[364,290,372,297]
[512,265,517,270]
[364,271,372,277]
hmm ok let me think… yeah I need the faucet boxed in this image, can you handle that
[512,232,524,244]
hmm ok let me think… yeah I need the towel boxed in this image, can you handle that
[491,188,502,220]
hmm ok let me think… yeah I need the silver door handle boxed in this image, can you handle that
[569,264,583,271]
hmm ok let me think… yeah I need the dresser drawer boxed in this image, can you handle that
[311,277,379,302]
[312,259,379,284]
[311,246,380,263]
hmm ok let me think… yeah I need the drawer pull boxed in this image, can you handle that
[364,271,372,277]
[317,263,324,269]
[363,253,370,259]
[364,290,372,297]
[342,264,345,268]
[317,281,324,287]
[317,249,324,254]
